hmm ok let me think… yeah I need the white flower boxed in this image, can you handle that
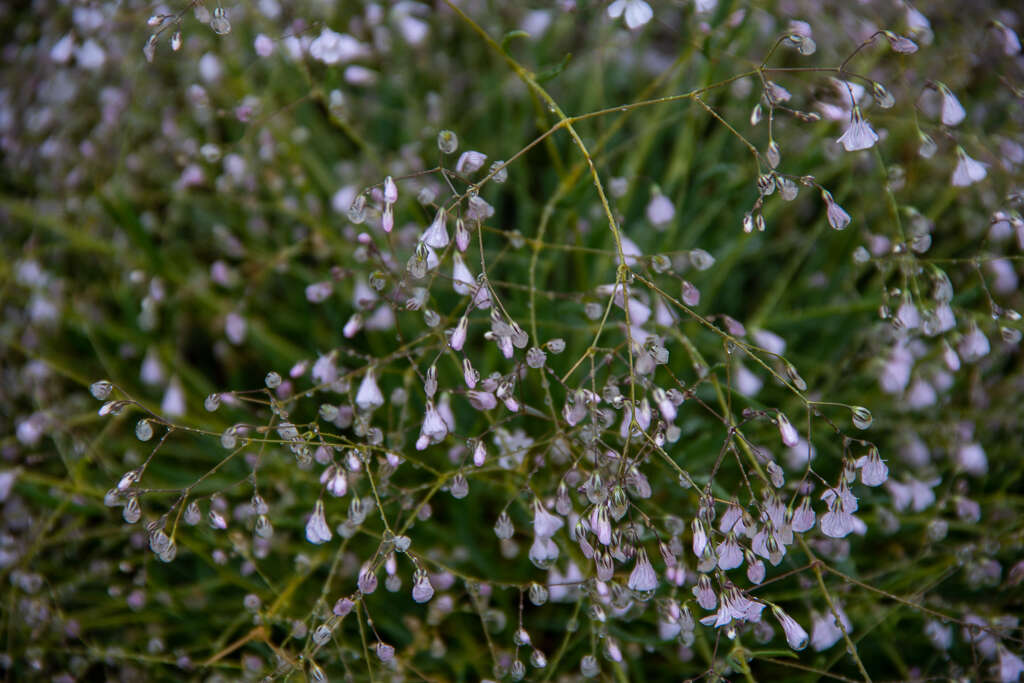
[811,607,851,651]
[607,0,653,30]
[422,209,449,248]
[455,150,487,175]
[420,400,448,443]
[836,107,879,152]
[627,547,658,592]
[309,29,366,65]
[449,316,469,351]
[161,376,186,418]
[958,325,990,362]
[777,413,800,448]
[956,442,988,477]
[772,606,809,651]
[533,498,564,538]
[645,192,675,227]
[938,85,966,126]
[383,176,398,204]
[856,449,889,486]
[254,34,274,57]
[51,33,74,63]
[992,21,1022,56]
[951,147,986,187]
[355,368,385,411]
[452,252,474,295]
[716,535,743,570]
[411,570,434,603]
[691,519,708,558]
[821,189,851,229]
[528,535,559,567]
[305,500,332,544]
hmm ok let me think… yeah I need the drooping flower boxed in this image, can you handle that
[856,448,889,486]
[821,189,851,230]
[936,83,966,126]
[452,252,474,295]
[791,497,816,533]
[716,535,744,571]
[691,518,708,558]
[590,504,612,546]
[958,324,990,362]
[627,547,659,592]
[810,607,852,651]
[305,499,332,544]
[533,498,564,538]
[692,573,717,610]
[645,191,675,228]
[772,606,809,651]
[837,107,879,152]
[418,400,449,447]
[528,535,559,568]
[355,368,385,411]
[951,147,987,187]
[449,315,469,351]
[422,209,449,248]
[777,413,800,448]
[455,150,487,175]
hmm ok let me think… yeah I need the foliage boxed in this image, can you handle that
[2,0,1024,681]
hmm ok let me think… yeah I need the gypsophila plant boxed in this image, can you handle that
[3,0,1024,680]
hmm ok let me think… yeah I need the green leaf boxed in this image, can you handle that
[500,30,530,53]
[536,53,572,83]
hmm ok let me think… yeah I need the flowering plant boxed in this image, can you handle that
[2,0,1023,680]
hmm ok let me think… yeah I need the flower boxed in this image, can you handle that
[607,0,653,30]
[772,606,809,650]
[449,316,469,351]
[821,189,851,230]
[958,324,990,362]
[305,499,332,544]
[810,607,851,651]
[938,84,966,126]
[309,29,367,65]
[422,209,449,248]
[691,518,708,558]
[699,587,765,628]
[355,368,385,411]
[533,498,564,538]
[452,252,474,295]
[951,147,987,187]
[645,191,675,227]
[792,497,816,532]
[836,107,879,152]
[992,21,1022,56]
[628,547,659,592]
[590,504,612,545]
[777,413,799,448]
[528,535,559,568]
[716,535,744,571]
[418,400,448,446]
[455,150,487,175]
[856,448,889,486]
[692,573,717,610]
